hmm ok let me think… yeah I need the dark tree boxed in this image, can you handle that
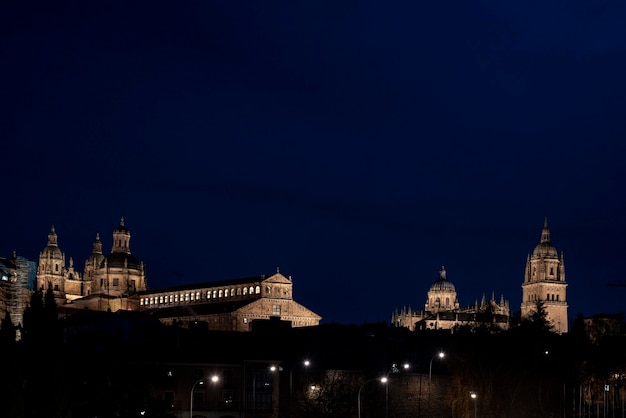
[0,310,16,346]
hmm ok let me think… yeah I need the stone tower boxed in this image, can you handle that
[92,217,146,297]
[521,219,568,333]
[37,226,68,299]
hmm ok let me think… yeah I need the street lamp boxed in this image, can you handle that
[289,359,311,415]
[190,375,219,418]
[470,391,477,418]
[429,351,445,382]
[357,376,388,418]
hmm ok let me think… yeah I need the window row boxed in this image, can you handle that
[141,285,261,306]
[527,293,560,302]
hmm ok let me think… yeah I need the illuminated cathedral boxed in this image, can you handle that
[391,266,511,332]
[392,220,569,333]
[521,219,568,333]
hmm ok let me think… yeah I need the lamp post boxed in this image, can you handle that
[357,376,387,418]
[470,391,477,418]
[429,351,445,383]
[289,359,311,416]
[190,375,219,418]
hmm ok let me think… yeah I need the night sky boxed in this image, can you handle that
[2,1,625,326]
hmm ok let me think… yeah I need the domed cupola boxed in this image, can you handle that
[429,266,456,292]
[425,266,459,313]
[532,218,558,258]
[42,226,63,259]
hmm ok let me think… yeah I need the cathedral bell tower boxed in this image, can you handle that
[521,219,568,333]
[37,226,67,299]
[112,217,131,254]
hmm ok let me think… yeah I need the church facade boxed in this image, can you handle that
[37,218,147,304]
[36,219,321,331]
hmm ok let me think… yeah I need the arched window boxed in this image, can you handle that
[237,288,241,296]
[249,286,254,294]
[255,286,260,294]
[206,291,211,299]
[243,287,248,295]
[445,297,450,307]
[230,288,235,297]
[219,289,223,298]
[213,290,217,298]
[196,292,200,300]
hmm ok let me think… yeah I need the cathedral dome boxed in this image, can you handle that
[43,244,63,259]
[429,266,456,292]
[102,252,142,270]
[532,241,558,258]
[430,278,456,292]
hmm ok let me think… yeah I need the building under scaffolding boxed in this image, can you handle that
[0,253,36,339]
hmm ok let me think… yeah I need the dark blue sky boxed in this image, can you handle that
[2,1,625,325]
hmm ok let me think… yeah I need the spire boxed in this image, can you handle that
[92,233,102,254]
[112,218,131,254]
[47,225,58,246]
[540,217,551,243]
[439,265,446,280]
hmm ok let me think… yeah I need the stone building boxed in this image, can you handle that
[37,218,147,305]
[135,271,321,330]
[391,266,510,332]
[521,219,568,333]
[36,219,321,331]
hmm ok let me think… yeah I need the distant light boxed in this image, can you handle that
[211,375,219,383]
[304,360,311,367]
[470,391,477,399]
[380,377,388,383]
[438,352,445,359]
[403,363,410,370]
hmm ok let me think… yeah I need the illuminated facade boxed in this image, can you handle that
[36,219,321,330]
[36,218,147,304]
[521,219,568,333]
[135,271,321,330]
[392,266,510,331]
